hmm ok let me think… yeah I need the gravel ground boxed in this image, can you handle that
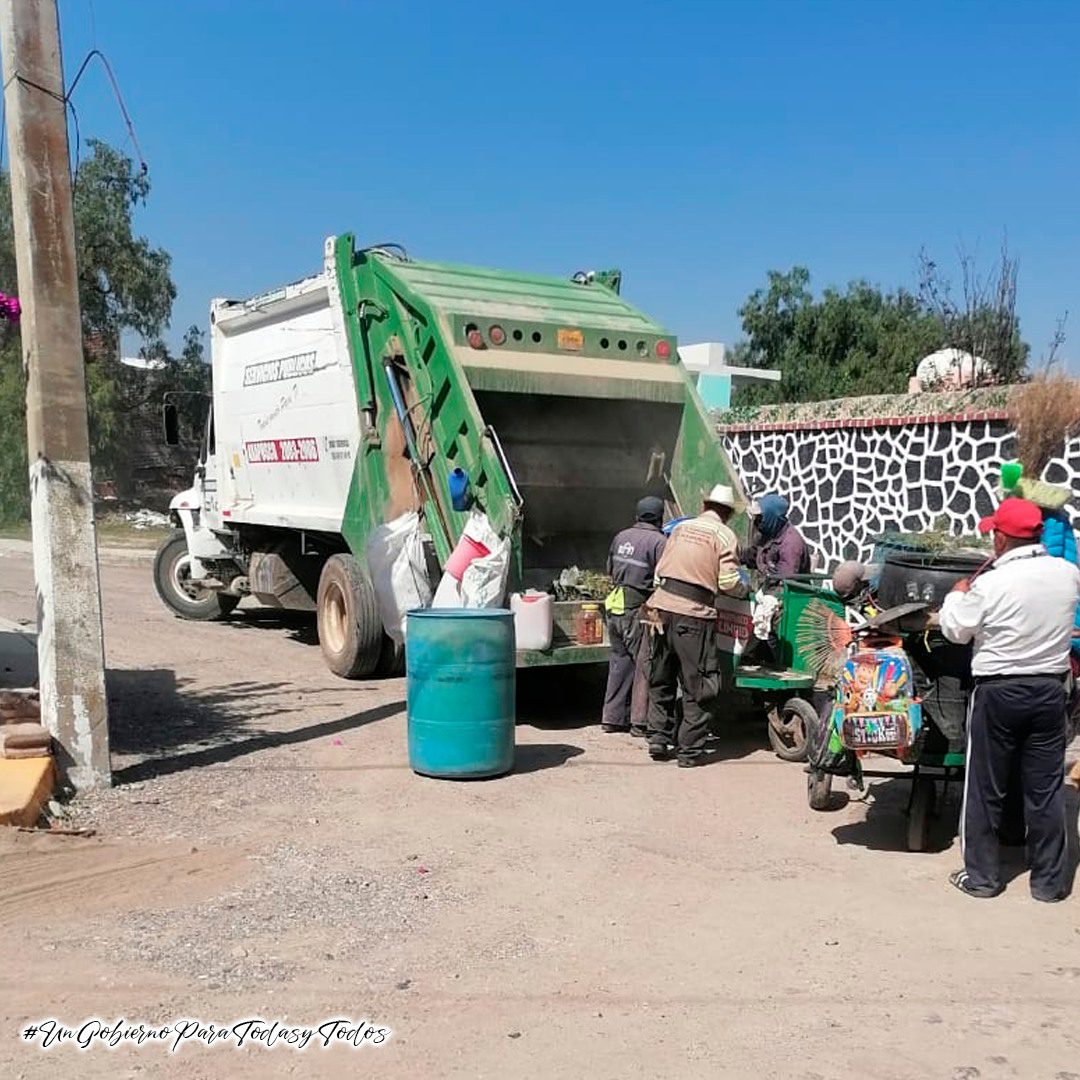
[1,544,1079,1080]
[91,842,462,989]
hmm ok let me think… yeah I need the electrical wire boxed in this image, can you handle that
[1,46,143,185]
[67,99,81,192]
[65,49,147,174]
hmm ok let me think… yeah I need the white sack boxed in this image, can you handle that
[366,511,432,643]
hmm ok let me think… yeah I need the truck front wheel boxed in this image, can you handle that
[317,554,383,679]
[154,530,239,621]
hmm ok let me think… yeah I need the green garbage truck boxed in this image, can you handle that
[155,233,746,677]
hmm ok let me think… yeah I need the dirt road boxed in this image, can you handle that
[0,544,1077,1079]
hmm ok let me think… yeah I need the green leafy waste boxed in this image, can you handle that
[553,567,614,601]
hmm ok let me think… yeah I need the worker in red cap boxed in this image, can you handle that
[939,497,1080,901]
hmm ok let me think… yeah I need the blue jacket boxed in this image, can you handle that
[1042,511,1077,563]
[1042,510,1080,653]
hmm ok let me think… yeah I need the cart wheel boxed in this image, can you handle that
[807,768,834,811]
[906,777,936,852]
[768,697,816,762]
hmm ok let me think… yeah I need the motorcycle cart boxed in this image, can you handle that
[806,623,971,852]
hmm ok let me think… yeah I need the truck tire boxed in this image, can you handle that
[317,554,383,679]
[154,530,239,621]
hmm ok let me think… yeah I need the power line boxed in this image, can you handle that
[1,46,146,182]
[67,98,80,192]
[65,49,146,173]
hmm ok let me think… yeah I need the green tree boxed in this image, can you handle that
[732,268,946,405]
[730,261,1032,406]
[0,140,206,522]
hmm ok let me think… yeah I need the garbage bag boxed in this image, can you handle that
[366,511,433,644]
[460,512,510,608]
[432,511,511,610]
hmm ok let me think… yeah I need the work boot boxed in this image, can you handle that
[629,727,647,739]
[601,723,629,734]
[677,753,707,769]
[648,742,671,762]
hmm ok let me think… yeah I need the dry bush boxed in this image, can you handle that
[1008,371,1080,475]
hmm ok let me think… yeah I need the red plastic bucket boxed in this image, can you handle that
[445,534,490,581]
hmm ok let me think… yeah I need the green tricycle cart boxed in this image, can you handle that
[733,577,847,762]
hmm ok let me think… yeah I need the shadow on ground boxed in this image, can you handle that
[830,779,1080,889]
[216,608,319,647]
[518,667,775,762]
[513,743,584,774]
[106,667,403,786]
[518,667,607,728]
[830,775,962,854]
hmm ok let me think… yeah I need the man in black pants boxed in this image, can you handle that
[939,497,1080,901]
[644,483,748,767]
[600,497,667,734]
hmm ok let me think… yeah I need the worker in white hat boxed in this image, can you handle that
[642,482,747,767]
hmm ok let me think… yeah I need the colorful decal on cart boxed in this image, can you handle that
[831,650,921,751]
[244,437,320,464]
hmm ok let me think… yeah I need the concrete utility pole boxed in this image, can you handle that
[0,0,110,789]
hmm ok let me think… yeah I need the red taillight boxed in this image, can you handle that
[467,328,484,349]
[655,340,672,359]
[488,325,506,346]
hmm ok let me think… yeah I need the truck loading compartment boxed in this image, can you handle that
[471,390,684,587]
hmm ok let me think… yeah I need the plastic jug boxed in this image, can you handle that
[448,467,472,511]
[510,591,554,651]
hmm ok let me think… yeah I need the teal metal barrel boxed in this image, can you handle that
[406,609,516,778]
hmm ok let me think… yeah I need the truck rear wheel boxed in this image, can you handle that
[317,554,383,679]
[154,530,239,621]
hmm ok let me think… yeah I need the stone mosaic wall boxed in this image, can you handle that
[720,411,1080,570]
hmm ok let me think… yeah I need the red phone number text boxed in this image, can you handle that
[245,438,320,464]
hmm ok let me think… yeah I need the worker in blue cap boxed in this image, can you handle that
[601,496,667,734]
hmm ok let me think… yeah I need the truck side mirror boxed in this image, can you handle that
[163,402,180,446]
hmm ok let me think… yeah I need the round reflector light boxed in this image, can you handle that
[467,328,484,349]
[655,340,672,359]
[489,325,506,346]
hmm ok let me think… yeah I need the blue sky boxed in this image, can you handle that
[57,0,1079,366]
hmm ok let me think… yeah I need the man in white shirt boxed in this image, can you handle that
[939,497,1080,901]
